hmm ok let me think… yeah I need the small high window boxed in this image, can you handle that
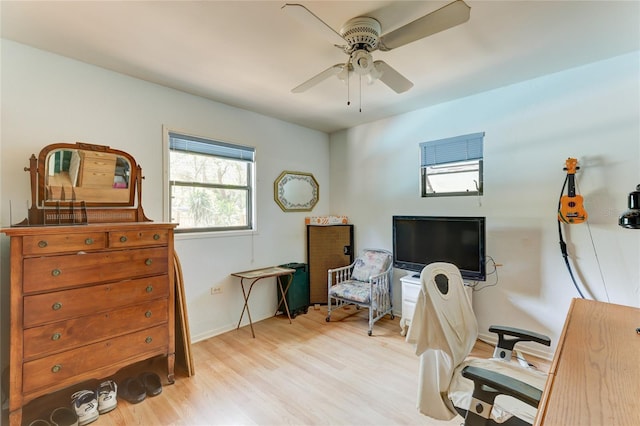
[167,131,255,233]
[420,132,484,197]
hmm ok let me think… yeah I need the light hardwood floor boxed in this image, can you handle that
[22,306,550,426]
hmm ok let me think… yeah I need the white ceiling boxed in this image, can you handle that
[2,1,639,134]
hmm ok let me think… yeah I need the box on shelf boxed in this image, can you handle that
[305,215,348,225]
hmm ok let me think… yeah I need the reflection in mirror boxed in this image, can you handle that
[44,149,131,203]
[274,171,319,212]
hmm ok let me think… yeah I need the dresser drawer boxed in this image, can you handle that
[24,298,168,360]
[23,325,169,393]
[23,246,168,293]
[80,169,115,188]
[402,302,416,325]
[109,228,169,248]
[24,275,168,327]
[23,233,107,255]
[402,280,420,303]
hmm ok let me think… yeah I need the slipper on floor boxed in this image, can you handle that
[139,372,162,397]
[49,407,78,426]
[120,377,146,404]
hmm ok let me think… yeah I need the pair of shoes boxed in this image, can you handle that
[119,372,162,404]
[70,390,99,426]
[49,407,78,426]
[97,380,118,414]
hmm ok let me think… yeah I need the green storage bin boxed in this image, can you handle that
[277,263,309,318]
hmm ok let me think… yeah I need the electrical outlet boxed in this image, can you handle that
[211,287,223,295]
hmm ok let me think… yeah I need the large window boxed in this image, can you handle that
[168,131,255,232]
[420,132,484,197]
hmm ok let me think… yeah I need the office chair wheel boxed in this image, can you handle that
[368,330,372,336]
[325,316,330,322]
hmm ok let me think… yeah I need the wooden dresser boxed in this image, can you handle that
[2,222,176,426]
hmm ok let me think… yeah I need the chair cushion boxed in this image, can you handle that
[329,280,371,304]
[350,250,391,282]
[449,357,547,424]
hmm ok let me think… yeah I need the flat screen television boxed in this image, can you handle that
[392,215,486,281]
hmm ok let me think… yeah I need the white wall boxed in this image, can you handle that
[1,38,638,369]
[329,51,640,357]
[0,40,330,373]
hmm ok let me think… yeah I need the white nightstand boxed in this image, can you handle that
[399,273,473,336]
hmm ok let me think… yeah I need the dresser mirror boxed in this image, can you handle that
[17,142,149,225]
[43,146,133,204]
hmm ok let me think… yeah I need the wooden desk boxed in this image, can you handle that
[535,298,640,425]
[231,266,296,338]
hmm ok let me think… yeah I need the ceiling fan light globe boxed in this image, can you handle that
[368,64,383,83]
[351,50,374,75]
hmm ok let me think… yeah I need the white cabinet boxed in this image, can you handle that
[399,273,473,336]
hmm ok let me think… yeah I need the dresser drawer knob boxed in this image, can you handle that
[38,240,48,248]
[52,302,62,311]
[145,258,153,266]
[52,332,62,341]
[146,285,153,293]
[153,233,161,240]
[51,364,62,373]
[145,310,152,318]
[51,269,61,277]
[120,236,128,243]
[145,337,153,344]
[85,238,94,245]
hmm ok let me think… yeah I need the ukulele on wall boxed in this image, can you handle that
[558,158,588,224]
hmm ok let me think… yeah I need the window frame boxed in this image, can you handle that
[419,132,485,198]
[163,127,256,234]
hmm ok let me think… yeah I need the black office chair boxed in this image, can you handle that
[406,262,551,425]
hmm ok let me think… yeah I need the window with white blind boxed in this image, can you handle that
[167,131,255,232]
[420,132,484,197]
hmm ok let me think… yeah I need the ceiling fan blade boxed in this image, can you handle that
[373,61,413,93]
[378,0,470,51]
[282,3,346,46]
[292,64,345,93]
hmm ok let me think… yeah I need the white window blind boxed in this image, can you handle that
[169,133,255,162]
[420,132,484,167]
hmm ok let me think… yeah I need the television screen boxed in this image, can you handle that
[392,216,486,281]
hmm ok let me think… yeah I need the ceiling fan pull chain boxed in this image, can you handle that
[359,74,362,113]
[347,66,351,106]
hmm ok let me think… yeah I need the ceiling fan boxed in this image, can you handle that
[282,0,471,95]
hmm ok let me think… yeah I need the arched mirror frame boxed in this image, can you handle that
[17,142,150,226]
[37,142,137,207]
